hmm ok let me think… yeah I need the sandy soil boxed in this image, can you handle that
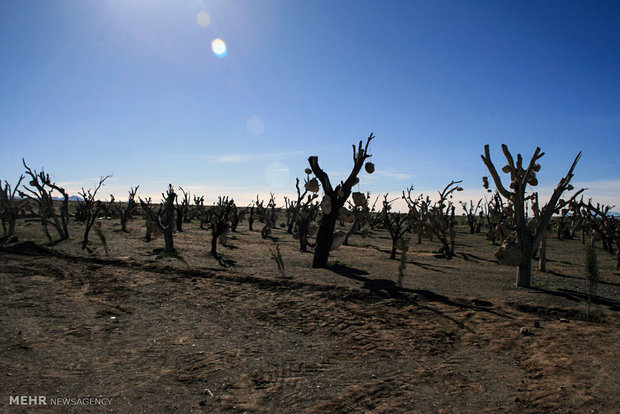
[1,217,619,413]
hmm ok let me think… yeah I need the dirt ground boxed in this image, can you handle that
[1,216,619,413]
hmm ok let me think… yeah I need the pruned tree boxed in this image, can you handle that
[294,195,320,252]
[402,186,432,244]
[308,133,375,268]
[102,194,118,220]
[19,159,70,243]
[174,186,191,232]
[210,196,234,258]
[481,144,581,287]
[532,188,586,271]
[192,195,207,229]
[343,191,373,245]
[403,182,462,258]
[382,194,412,260]
[140,184,176,253]
[256,193,278,239]
[427,180,463,258]
[482,192,512,245]
[286,172,317,234]
[247,201,255,231]
[78,176,110,253]
[0,175,27,243]
[230,201,244,232]
[460,199,483,234]
[119,186,139,232]
[582,201,620,268]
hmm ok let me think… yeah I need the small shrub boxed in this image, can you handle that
[270,244,288,278]
[397,237,409,287]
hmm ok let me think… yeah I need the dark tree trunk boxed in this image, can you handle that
[538,236,547,272]
[516,258,532,288]
[211,234,218,257]
[60,194,70,240]
[312,211,337,268]
[163,229,174,252]
[390,241,397,260]
[120,211,128,232]
[176,209,183,232]
[297,221,310,252]
[516,242,534,288]
[343,220,359,246]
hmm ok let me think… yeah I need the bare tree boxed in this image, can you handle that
[294,195,320,252]
[19,159,70,243]
[403,182,462,258]
[427,181,463,258]
[481,144,581,287]
[460,199,482,234]
[382,194,412,260]
[286,173,317,234]
[247,201,256,232]
[192,195,207,229]
[175,186,191,232]
[343,191,373,246]
[308,133,375,268]
[256,193,278,239]
[582,201,620,268]
[210,196,234,258]
[119,186,139,232]
[140,184,176,253]
[0,175,26,243]
[402,186,432,244]
[78,176,110,253]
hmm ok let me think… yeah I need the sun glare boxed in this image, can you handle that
[196,11,210,27]
[246,115,265,135]
[211,38,227,58]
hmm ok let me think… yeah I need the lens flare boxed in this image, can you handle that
[196,12,210,27]
[246,115,265,135]
[211,38,227,58]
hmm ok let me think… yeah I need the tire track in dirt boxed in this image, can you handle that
[1,247,619,413]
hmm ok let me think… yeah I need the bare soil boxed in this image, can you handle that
[1,217,619,413]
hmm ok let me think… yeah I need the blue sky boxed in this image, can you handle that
[1,0,619,209]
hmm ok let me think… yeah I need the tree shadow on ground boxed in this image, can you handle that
[531,287,620,311]
[407,260,447,273]
[327,263,510,327]
[547,270,620,288]
[458,252,498,264]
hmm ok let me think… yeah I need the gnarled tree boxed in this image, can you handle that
[77,175,110,253]
[460,199,483,234]
[582,201,620,269]
[308,133,375,268]
[140,184,176,253]
[210,196,235,258]
[481,144,581,287]
[382,194,412,260]
[119,186,139,232]
[19,159,70,243]
[175,186,191,232]
[0,175,26,243]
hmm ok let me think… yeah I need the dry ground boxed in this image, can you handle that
[1,216,619,413]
